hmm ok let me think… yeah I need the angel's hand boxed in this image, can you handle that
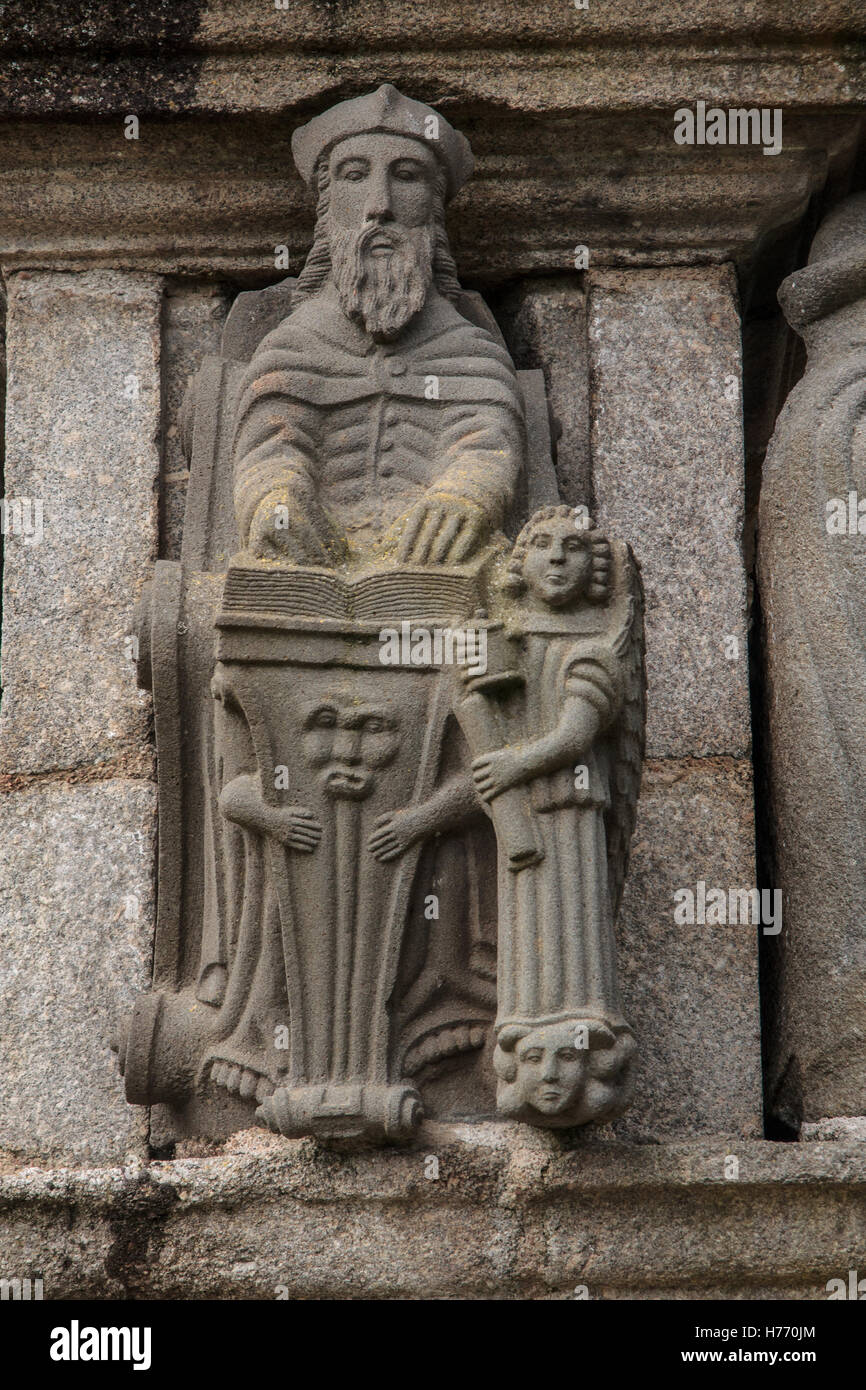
[471,748,525,802]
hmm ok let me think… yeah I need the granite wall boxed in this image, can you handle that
[0,0,864,1299]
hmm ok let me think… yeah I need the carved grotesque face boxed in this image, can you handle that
[512,1023,587,1115]
[326,132,440,340]
[521,518,593,609]
[302,699,401,799]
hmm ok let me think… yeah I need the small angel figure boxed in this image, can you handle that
[370,504,645,1128]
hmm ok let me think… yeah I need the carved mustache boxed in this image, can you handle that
[356,223,401,252]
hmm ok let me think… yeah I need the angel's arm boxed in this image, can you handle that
[512,696,602,780]
[471,656,619,802]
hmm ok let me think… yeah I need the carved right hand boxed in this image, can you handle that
[220,775,322,853]
[471,748,525,801]
[272,806,323,854]
[249,490,347,566]
[391,496,489,566]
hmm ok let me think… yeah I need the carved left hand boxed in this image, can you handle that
[394,496,489,565]
[471,748,525,802]
[367,808,419,862]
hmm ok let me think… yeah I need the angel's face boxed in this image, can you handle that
[513,1023,587,1115]
[521,519,592,609]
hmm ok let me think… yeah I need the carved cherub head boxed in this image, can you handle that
[494,1018,636,1127]
[504,506,611,612]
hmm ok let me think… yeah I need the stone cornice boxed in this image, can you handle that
[0,5,861,276]
[0,2,864,116]
[0,110,860,279]
[3,1127,866,1296]
[1,48,865,118]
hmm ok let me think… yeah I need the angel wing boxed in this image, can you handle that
[604,541,647,919]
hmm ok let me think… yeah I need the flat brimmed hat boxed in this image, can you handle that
[291,83,474,201]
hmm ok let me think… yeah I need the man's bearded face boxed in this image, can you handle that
[329,220,435,341]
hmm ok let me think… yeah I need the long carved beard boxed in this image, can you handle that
[329,222,434,340]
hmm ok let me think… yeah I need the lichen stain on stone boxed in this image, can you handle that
[0,2,206,117]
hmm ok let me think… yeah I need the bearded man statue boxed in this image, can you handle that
[231,84,526,568]
[117,88,542,1148]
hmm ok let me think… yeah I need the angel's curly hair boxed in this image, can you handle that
[504,504,612,603]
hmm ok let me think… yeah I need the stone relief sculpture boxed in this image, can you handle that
[759,193,866,1129]
[480,508,642,1127]
[116,85,646,1144]
[370,506,643,1127]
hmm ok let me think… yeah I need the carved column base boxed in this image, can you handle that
[256,1082,423,1144]
[115,989,216,1107]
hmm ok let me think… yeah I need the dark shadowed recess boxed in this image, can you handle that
[0,280,5,711]
[0,2,206,116]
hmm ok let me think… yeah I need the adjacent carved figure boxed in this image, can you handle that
[116,86,646,1146]
[371,507,643,1126]
[759,193,866,1129]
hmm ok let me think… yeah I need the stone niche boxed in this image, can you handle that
[0,2,865,1301]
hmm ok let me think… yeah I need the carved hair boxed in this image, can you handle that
[293,157,462,305]
[503,504,612,603]
[493,1025,530,1083]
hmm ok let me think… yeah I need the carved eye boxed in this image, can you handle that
[557,1048,579,1063]
[564,538,584,552]
[531,535,551,550]
[522,1049,543,1063]
[363,716,386,733]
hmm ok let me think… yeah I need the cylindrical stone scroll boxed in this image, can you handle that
[454,686,543,872]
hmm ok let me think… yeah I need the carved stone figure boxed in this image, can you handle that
[233,84,522,568]
[759,193,866,1130]
[482,508,642,1126]
[371,507,643,1126]
[116,86,645,1145]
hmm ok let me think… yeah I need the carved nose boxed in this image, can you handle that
[364,179,394,222]
[333,732,362,763]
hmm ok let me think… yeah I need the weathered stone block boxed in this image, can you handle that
[0,270,162,774]
[613,758,763,1141]
[0,780,156,1163]
[161,282,230,561]
[2,1128,864,1299]
[496,277,591,507]
[590,267,750,759]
